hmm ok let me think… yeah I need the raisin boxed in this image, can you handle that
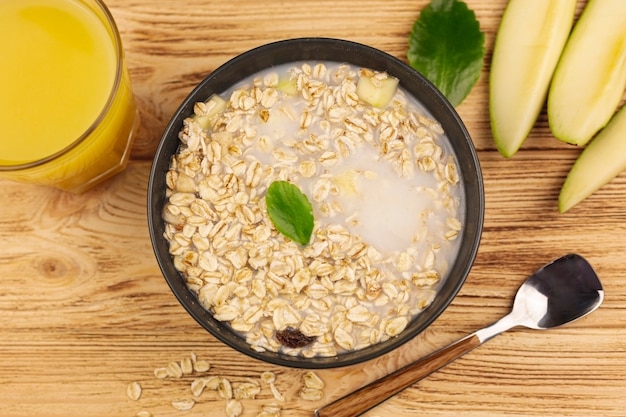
[275,327,316,348]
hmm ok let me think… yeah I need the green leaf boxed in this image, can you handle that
[408,0,485,107]
[265,181,314,246]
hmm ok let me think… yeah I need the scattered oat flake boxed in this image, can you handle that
[167,361,183,378]
[191,378,207,397]
[226,399,244,417]
[135,412,152,417]
[262,403,282,414]
[204,375,221,390]
[194,359,211,373]
[154,367,168,379]
[234,381,262,399]
[302,371,325,390]
[260,371,276,384]
[171,398,195,411]
[181,357,194,375]
[269,382,285,402]
[126,381,142,401]
[256,412,279,417]
[218,377,233,399]
[299,387,324,401]
[256,402,282,417]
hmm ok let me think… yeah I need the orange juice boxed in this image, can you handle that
[0,0,138,193]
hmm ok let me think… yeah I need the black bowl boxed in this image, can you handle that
[148,38,484,368]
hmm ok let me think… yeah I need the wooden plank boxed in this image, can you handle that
[2,0,626,416]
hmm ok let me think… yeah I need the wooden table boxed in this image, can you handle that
[2,1,625,416]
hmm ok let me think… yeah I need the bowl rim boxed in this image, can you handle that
[148,37,484,369]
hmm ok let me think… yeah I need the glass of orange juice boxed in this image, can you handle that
[0,0,138,193]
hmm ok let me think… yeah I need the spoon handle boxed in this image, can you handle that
[314,333,482,417]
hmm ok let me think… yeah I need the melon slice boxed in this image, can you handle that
[548,0,626,146]
[489,0,577,157]
[559,105,626,213]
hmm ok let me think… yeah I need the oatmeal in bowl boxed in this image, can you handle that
[148,38,484,368]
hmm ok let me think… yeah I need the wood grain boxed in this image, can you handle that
[2,0,626,416]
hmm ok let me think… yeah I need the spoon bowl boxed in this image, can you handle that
[520,253,604,329]
[316,254,604,417]
[477,253,604,339]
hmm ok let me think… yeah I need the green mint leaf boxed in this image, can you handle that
[265,181,314,246]
[408,0,485,107]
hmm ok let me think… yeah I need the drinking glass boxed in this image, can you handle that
[0,0,138,193]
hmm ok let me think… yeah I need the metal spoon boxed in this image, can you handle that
[315,254,604,417]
